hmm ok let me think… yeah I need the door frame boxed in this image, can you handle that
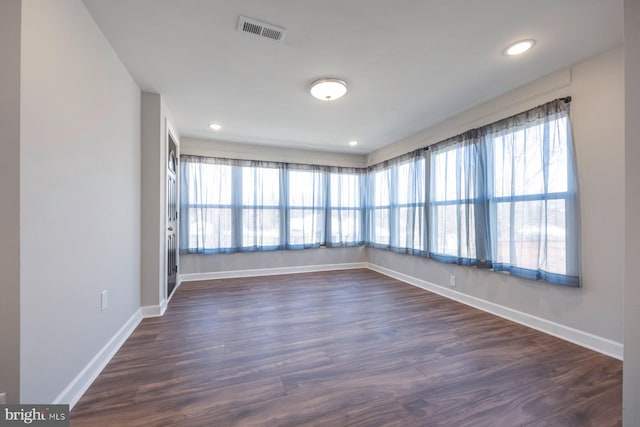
[164,119,180,303]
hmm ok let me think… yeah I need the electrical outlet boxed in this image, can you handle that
[0,392,7,404]
[449,275,456,287]
[101,290,108,311]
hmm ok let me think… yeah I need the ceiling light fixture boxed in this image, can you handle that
[209,123,222,131]
[309,78,348,101]
[348,140,358,146]
[504,39,536,56]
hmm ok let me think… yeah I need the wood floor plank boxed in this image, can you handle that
[70,269,621,426]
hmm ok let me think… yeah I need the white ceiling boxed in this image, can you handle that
[83,0,622,154]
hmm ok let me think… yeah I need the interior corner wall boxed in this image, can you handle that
[20,0,141,403]
[0,0,22,404]
[366,46,624,346]
[624,0,640,422]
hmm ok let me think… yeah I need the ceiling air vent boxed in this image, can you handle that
[237,16,286,43]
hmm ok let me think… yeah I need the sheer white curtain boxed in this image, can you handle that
[180,156,234,253]
[240,162,283,250]
[327,169,365,246]
[180,156,285,253]
[180,157,363,253]
[367,150,427,255]
[429,139,486,264]
[487,100,579,285]
[287,165,326,248]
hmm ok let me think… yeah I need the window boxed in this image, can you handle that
[392,157,426,254]
[181,158,358,254]
[288,169,325,248]
[429,144,478,263]
[489,114,577,283]
[181,161,234,253]
[428,99,578,285]
[368,168,391,246]
[180,157,284,253]
[328,172,363,246]
[367,152,426,254]
[241,165,281,249]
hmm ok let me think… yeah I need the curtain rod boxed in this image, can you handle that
[425,96,572,150]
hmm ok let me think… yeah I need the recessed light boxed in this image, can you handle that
[504,39,535,56]
[209,123,221,131]
[348,140,358,146]
[309,78,348,101]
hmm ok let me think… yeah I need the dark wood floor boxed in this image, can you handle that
[71,269,622,426]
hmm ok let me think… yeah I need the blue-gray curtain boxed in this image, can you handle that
[428,99,579,286]
[180,98,579,286]
[180,156,363,254]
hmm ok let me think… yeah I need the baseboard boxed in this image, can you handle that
[178,262,368,282]
[141,304,164,318]
[366,263,623,360]
[53,308,143,409]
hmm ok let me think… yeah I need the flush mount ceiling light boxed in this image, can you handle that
[208,123,222,131]
[504,39,536,56]
[309,78,348,101]
[348,140,358,146]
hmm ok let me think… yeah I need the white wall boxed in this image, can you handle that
[367,46,624,346]
[181,247,367,275]
[182,137,367,168]
[141,92,162,308]
[624,0,640,422]
[0,0,21,404]
[20,0,141,403]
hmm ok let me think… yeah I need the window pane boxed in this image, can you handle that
[495,200,566,275]
[548,118,569,193]
[372,208,389,245]
[545,199,567,274]
[330,209,360,243]
[329,173,361,245]
[493,127,548,197]
[290,209,324,245]
[374,169,390,206]
[432,148,473,202]
[430,204,475,258]
[397,158,425,204]
[242,166,279,206]
[288,170,325,246]
[187,208,232,249]
[330,173,360,208]
[187,163,232,205]
[242,208,280,247]
[290,170,323,207]
[397,206,424,251]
